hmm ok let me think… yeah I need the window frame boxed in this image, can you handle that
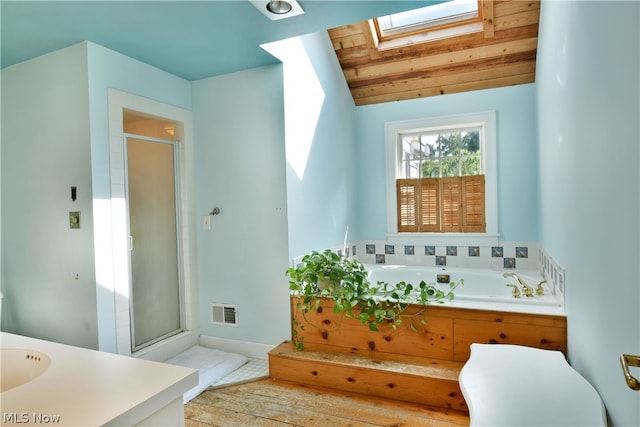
[385,111,498,245]
[374,0,481,42]
[371,0,484,51]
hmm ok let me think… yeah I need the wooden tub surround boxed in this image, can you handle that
[268,296,567,413]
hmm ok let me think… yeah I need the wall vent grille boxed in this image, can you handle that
[210,303,238,327]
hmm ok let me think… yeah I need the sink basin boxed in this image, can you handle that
[1,348,51,392]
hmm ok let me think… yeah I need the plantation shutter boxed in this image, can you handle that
[397,179,418,232]
[440,177,463,232]
[462,174,485,232]
[420,178,440,232]
[396,175,485,233]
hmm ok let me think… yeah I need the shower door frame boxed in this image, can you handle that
[124,133,186,353]
[105,88,198,358]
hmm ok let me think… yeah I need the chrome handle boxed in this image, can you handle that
[620,353,640,391]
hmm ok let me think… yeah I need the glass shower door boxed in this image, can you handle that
[126,135,183,351]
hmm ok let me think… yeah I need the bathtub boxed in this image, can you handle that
[366,264,565,316]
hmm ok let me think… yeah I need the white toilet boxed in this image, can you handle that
[459,343,607,426]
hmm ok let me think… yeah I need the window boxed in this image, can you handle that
[396,126,484,232]
[373,0,482,49]
[399,126,481,178]
[376,0,479,40]
[385,111,497,240]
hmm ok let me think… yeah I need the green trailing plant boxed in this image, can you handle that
[286,249,463,350]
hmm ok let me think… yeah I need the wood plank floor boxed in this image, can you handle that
[185,379,470,427]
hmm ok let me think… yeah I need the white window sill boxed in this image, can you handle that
[385,233,500,247]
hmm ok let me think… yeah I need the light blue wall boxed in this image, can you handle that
[353,84,538,242]
[0,33,356,351]
[276,32,359,259]
[192,65,290,346]
[537,1,639,425]
[191,31,359,346]
[86,42,192,352]
[0,41,193,352]
[1,44,98,348]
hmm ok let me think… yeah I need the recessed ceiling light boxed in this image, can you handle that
[267,1,292,14]
[250,0,304,21]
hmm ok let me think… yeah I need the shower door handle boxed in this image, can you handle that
[129,235,134,251]
[620,353,640,390]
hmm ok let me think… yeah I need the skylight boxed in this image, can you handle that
[376,0,479,39]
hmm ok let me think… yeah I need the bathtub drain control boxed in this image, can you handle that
[437,274,450,284]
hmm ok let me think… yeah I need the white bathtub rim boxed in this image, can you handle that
[364,264,565,316]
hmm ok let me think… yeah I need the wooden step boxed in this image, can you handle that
[268,341,468,413]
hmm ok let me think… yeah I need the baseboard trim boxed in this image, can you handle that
[199,335,274,360]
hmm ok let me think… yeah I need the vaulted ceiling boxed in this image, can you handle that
[0,1,435,82]
[328,0,540,105]
[1,1,540,106]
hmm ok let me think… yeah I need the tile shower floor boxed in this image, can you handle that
[210,358,269,387]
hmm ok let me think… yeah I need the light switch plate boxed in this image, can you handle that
[69,211,80,229]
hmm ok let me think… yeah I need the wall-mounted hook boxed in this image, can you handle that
[209,207,221,216]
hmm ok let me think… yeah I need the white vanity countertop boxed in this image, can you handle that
[1,332,198,426]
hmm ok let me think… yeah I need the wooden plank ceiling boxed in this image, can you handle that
[327,0,540,106]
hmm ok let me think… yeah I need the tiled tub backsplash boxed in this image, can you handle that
[538,247,566,297]
[351,241,539,271]
[294,240,565,304]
